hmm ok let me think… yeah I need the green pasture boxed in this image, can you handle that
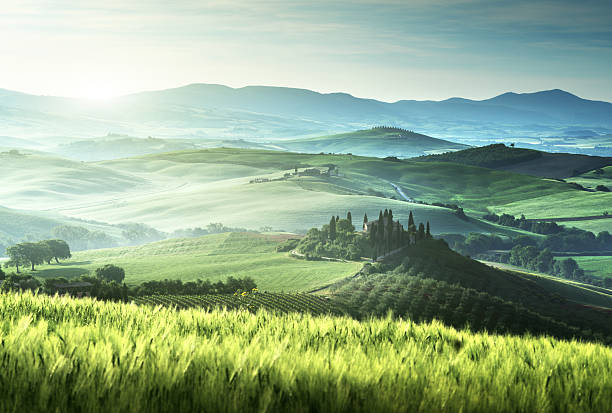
[30,232,362,291]
[571,256,612,280]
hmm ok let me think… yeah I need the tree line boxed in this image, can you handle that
[5,240,71,272]
[445,233,607,288]
[483,213,612,251]
[0,261,257,302]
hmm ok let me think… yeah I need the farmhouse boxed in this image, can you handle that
[363,216,404,233]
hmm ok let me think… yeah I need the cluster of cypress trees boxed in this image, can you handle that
[364,209,431,259]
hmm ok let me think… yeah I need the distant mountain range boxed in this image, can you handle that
[0,84,611,144]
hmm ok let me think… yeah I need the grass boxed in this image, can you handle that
[30,232,363,292]
[562,219,612,234]
[490,191,612,220]
[0,147,591,238]
[480,260,612,308]
[567,166,612,190]
[1,291,612,413]
[571,256,612,280]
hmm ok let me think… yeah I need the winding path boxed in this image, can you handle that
[390,182,414,202]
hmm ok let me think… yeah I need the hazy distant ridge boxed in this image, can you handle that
[0,84,611,140]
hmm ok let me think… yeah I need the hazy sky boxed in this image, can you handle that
[1,0,611,102]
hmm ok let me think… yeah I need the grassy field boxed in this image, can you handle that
[0,147,597,238]
[490,191,612,219]
[568,166,612,190]
[571,256,612,280]
[1,291,611,413]
[30,232,362,292]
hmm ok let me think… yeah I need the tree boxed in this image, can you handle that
[417,223,425,241]
[329,216,337,241]
[52,225,90,250]
[363,213,368,226]
[426,221,431,238]
[386,211,394,252]
[347,211,352,224]
[6,242,49,271]
[43,240,71,264]
[336,219,355,234]
[24,242,51,271]
[5,244,27,273]
[408,211,414,227]
[95,265,125,284]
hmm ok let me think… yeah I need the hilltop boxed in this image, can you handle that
[277,127,468,158]
[417,144,612,179]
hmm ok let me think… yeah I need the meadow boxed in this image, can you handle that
[1,291,611,413]
[0,147,578,239]
[31,232,362,292]
[491,191,612,220]
[572,256,612,280]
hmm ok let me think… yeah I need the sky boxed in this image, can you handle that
[0,0,611,102]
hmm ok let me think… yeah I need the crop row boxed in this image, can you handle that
[132,292,343,315]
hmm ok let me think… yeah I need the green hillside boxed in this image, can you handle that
[418,143,611,179]
[329,239,612,342]
[277,127,468,158]
[571,256,612,280]
[1,292,611,413]
[31,232,362,292]
[0,147,590,238]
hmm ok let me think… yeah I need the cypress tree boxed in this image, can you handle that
[384,209,388,218]
[329,216,336,241]
[426,221,431,238]
[377,211,385,255]
[347,211,352,224]
[386,213,394,252]
[418,223,425,241]
[408,211,414,227]
[336,215,340,222]
[363,213,368,225]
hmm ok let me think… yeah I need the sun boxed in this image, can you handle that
[79,84,116,100]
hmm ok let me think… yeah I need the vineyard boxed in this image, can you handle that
[132,291,344,315]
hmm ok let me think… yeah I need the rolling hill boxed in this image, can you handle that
[0,147,586,238]
[418,144,612,179]
[277,127,468,158]
[31,232,362,291]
